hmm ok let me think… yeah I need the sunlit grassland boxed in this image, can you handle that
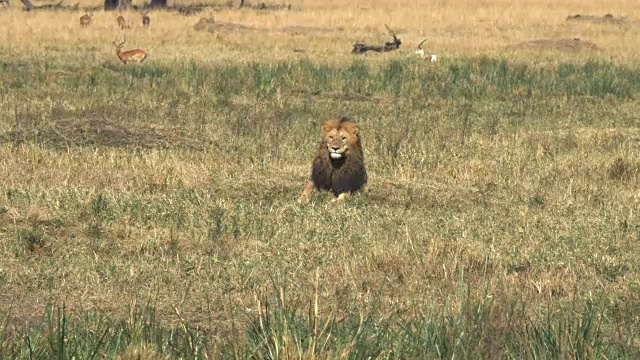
[1,0,640,358]
[1,0,640,64]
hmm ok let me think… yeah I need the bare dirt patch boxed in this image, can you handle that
[280,25,345,35]
[193,18,341,36]
[193,16,258,33]
[506,38,600,53]
[2,117,207,151]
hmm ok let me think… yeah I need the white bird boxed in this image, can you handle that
[415,39,437,62]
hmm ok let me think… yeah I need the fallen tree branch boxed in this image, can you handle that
[352,24,402,54]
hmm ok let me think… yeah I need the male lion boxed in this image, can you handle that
[299,116,367,203]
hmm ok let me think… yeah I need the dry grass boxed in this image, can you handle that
[0,0,639,357]
[1,0,640,64]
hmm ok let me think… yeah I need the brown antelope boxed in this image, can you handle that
[142,11,150,28]
[79,11,93,27]
[117,15,129,29]
[113,37,148,65]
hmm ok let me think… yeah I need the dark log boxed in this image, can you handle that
[20,0,33,11]
[351,24,402,54]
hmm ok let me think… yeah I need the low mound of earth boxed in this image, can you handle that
[193,17,258,33]
[566,13,627,25]
[193,18,340,35]
[1,117,206,151]
[506,38,600,53]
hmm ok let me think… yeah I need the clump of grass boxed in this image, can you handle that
[207,206,225,243]
[82,192,114,243]
[608,157,638,181]
[528,194,545,208]
[506,301,607,359]
[343,60,371,96]
[2,301,211,359]
[393,278,497,358]
[16,226,45,253]
[2,278,637,358]
[90,193,112,221]
[116,343,162,360]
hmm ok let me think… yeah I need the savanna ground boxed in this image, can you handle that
[1,0,640,358]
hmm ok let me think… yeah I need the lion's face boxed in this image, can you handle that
[321,119,360,160]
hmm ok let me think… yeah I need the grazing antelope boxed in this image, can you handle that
[142,11,150,28]
[415,39,437,62]
[117,15,130,29]
[113,37,148,65]
[79,11,93,27]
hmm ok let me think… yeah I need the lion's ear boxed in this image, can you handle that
[341,122,359,137]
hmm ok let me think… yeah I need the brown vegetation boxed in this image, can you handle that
[566,13,627,25]
[506,37,600,53]
[193,16,257,33]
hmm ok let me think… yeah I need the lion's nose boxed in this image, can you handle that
[331,146,340,151]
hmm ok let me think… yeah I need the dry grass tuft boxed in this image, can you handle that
[566,13,628,25]
[117,344,163,360]
[3,117,208,150]
[506,38,601,53]
[1,0,640,64]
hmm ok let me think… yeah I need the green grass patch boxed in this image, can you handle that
[0,55,639,356]
[1,280,637,359]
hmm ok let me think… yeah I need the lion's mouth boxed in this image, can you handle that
[329,151,343,159]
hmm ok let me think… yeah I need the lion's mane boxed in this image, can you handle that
[309,117,367,197]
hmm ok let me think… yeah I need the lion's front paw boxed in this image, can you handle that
[330,193,349,205]
[299,182,315,204]
[298,191,311,204]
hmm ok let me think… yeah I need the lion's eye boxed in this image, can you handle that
[328,136,334,140]
[341,137,347,142]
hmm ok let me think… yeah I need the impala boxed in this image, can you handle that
[142,11,150,28]
[113,37,148,65]
[117,15,129,29]
[80,11,93,27]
